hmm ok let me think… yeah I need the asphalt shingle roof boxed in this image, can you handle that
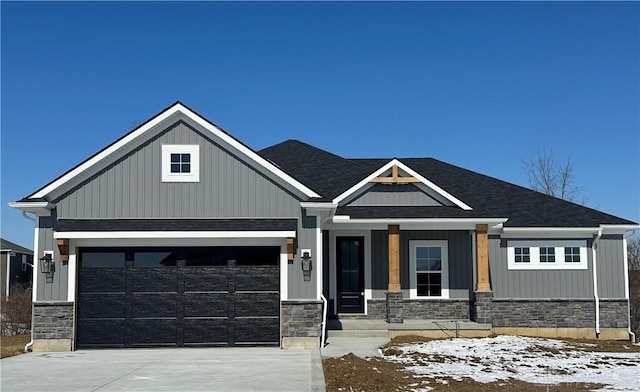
[259,140,636,227]
[0,238,33,254]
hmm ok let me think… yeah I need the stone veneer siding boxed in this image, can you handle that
[281,300,322,339]
[386,292,404,323]
[364,298,471,320]
[33,302,74,340]
[492,299,628,328]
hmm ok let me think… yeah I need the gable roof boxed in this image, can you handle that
[259,140,637,228]
[24,102,320,201]
[0,238,33,254]
[331,158,473,210]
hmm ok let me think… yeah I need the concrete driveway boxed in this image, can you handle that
[0,347,325,392]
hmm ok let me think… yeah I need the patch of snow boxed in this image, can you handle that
[385,335,640,391]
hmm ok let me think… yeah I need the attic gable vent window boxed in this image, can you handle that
[162,145,200,182]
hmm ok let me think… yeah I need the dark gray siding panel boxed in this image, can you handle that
[371,230,472,299]
[287,216,317,299]
[371,230,388,298]
[489,238,594,299]
[54,120,301,219]
[36,216,68,302]
[347,184,443,207]
[596,237,625,299]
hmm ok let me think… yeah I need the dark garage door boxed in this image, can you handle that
[77,247,280,348]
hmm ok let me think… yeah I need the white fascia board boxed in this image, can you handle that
[500,227,602,239]
[53,231,296,239]
[326,217,507,231]
[331,158,473,210]
[300,202,338,209]
[30,103,320,199]
[599,224,640,235]
[8,201,54,216]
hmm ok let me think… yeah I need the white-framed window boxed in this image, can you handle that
[161,145,200,182]
[539,247,555,263]
[507,240,588,270]
[409,240,449,299]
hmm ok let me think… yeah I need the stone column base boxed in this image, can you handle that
[32,339,72,352]
[473,291,493,324]
[386,291,404,323]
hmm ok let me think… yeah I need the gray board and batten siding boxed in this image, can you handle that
[369,230,473,299]
[345,183,445,207]
[36,118,319,301]
[489,235,626,300]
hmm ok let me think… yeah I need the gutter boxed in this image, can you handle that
[321,294,328,348]
[623,230,637,343]
[592,230,602,338]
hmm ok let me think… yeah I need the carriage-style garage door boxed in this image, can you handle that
[76,247,280,348]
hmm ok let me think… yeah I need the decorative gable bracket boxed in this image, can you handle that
[370,164,420,184]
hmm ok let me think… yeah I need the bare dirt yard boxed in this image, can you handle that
[1,334,30,359]
[323,335,640,392]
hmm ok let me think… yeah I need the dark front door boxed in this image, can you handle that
[336,237,364,313]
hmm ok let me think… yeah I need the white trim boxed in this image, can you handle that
[53,231,296,239]
[409,240,449,299]
[29,103,320,199]
[506,240,588,270]
[332,159,473,210]
[8,201,54,216]
[32,226,39,302]
[280,242,288,301]
[161,144,200,182]
[68,237,284,247]
[316,216,323,301]
[622,237,630,299]
[329,230,371,315]
[5,254,10,297]
[326,218,507,231]
[503,227,600,234]
[300,202,338,209]
[67,246,76,302]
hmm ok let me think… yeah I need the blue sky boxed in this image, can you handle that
[1,2,639,248]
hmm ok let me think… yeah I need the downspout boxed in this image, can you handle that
[592,230,602,338]
[20,211,36,352]
[321,294,328,348]
[623,230,636,343]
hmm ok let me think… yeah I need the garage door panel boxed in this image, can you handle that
[131,269,177,292]
[183,292,228,318]
[132,293,178,318]
[234,318,280,344]
[130,319,177,345]
[183,268,230,292]
[78,269,126,293]
[78,293,126,319]
[235,267,279,291]
[78,247,281,348]
[77,319,126,346]
[235,292,279,317]
[183,319,228,345]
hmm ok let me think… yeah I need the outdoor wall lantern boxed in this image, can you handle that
[301,249,312,281]
[39,253,54,274]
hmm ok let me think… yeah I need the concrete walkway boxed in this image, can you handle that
[1,347,325,392]
[321,336,390,358]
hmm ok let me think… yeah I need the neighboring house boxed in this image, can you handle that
[9,102,639,352]
[1,238,33,297]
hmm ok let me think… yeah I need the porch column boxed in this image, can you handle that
[388,224,401,292]
[475,224,491,291]
[386,224,403,323]
[474,224,492,324]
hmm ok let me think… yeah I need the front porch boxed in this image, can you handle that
[323,223,494,324]
[326,318,493,339]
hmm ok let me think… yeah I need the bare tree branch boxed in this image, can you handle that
[522,148,584,203]
[629,236,640,271]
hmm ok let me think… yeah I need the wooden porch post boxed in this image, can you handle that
[388,224,401,292]
[475,224,491,291]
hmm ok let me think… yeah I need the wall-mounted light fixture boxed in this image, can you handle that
[39,253,54,274]
[301,249,312,282]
